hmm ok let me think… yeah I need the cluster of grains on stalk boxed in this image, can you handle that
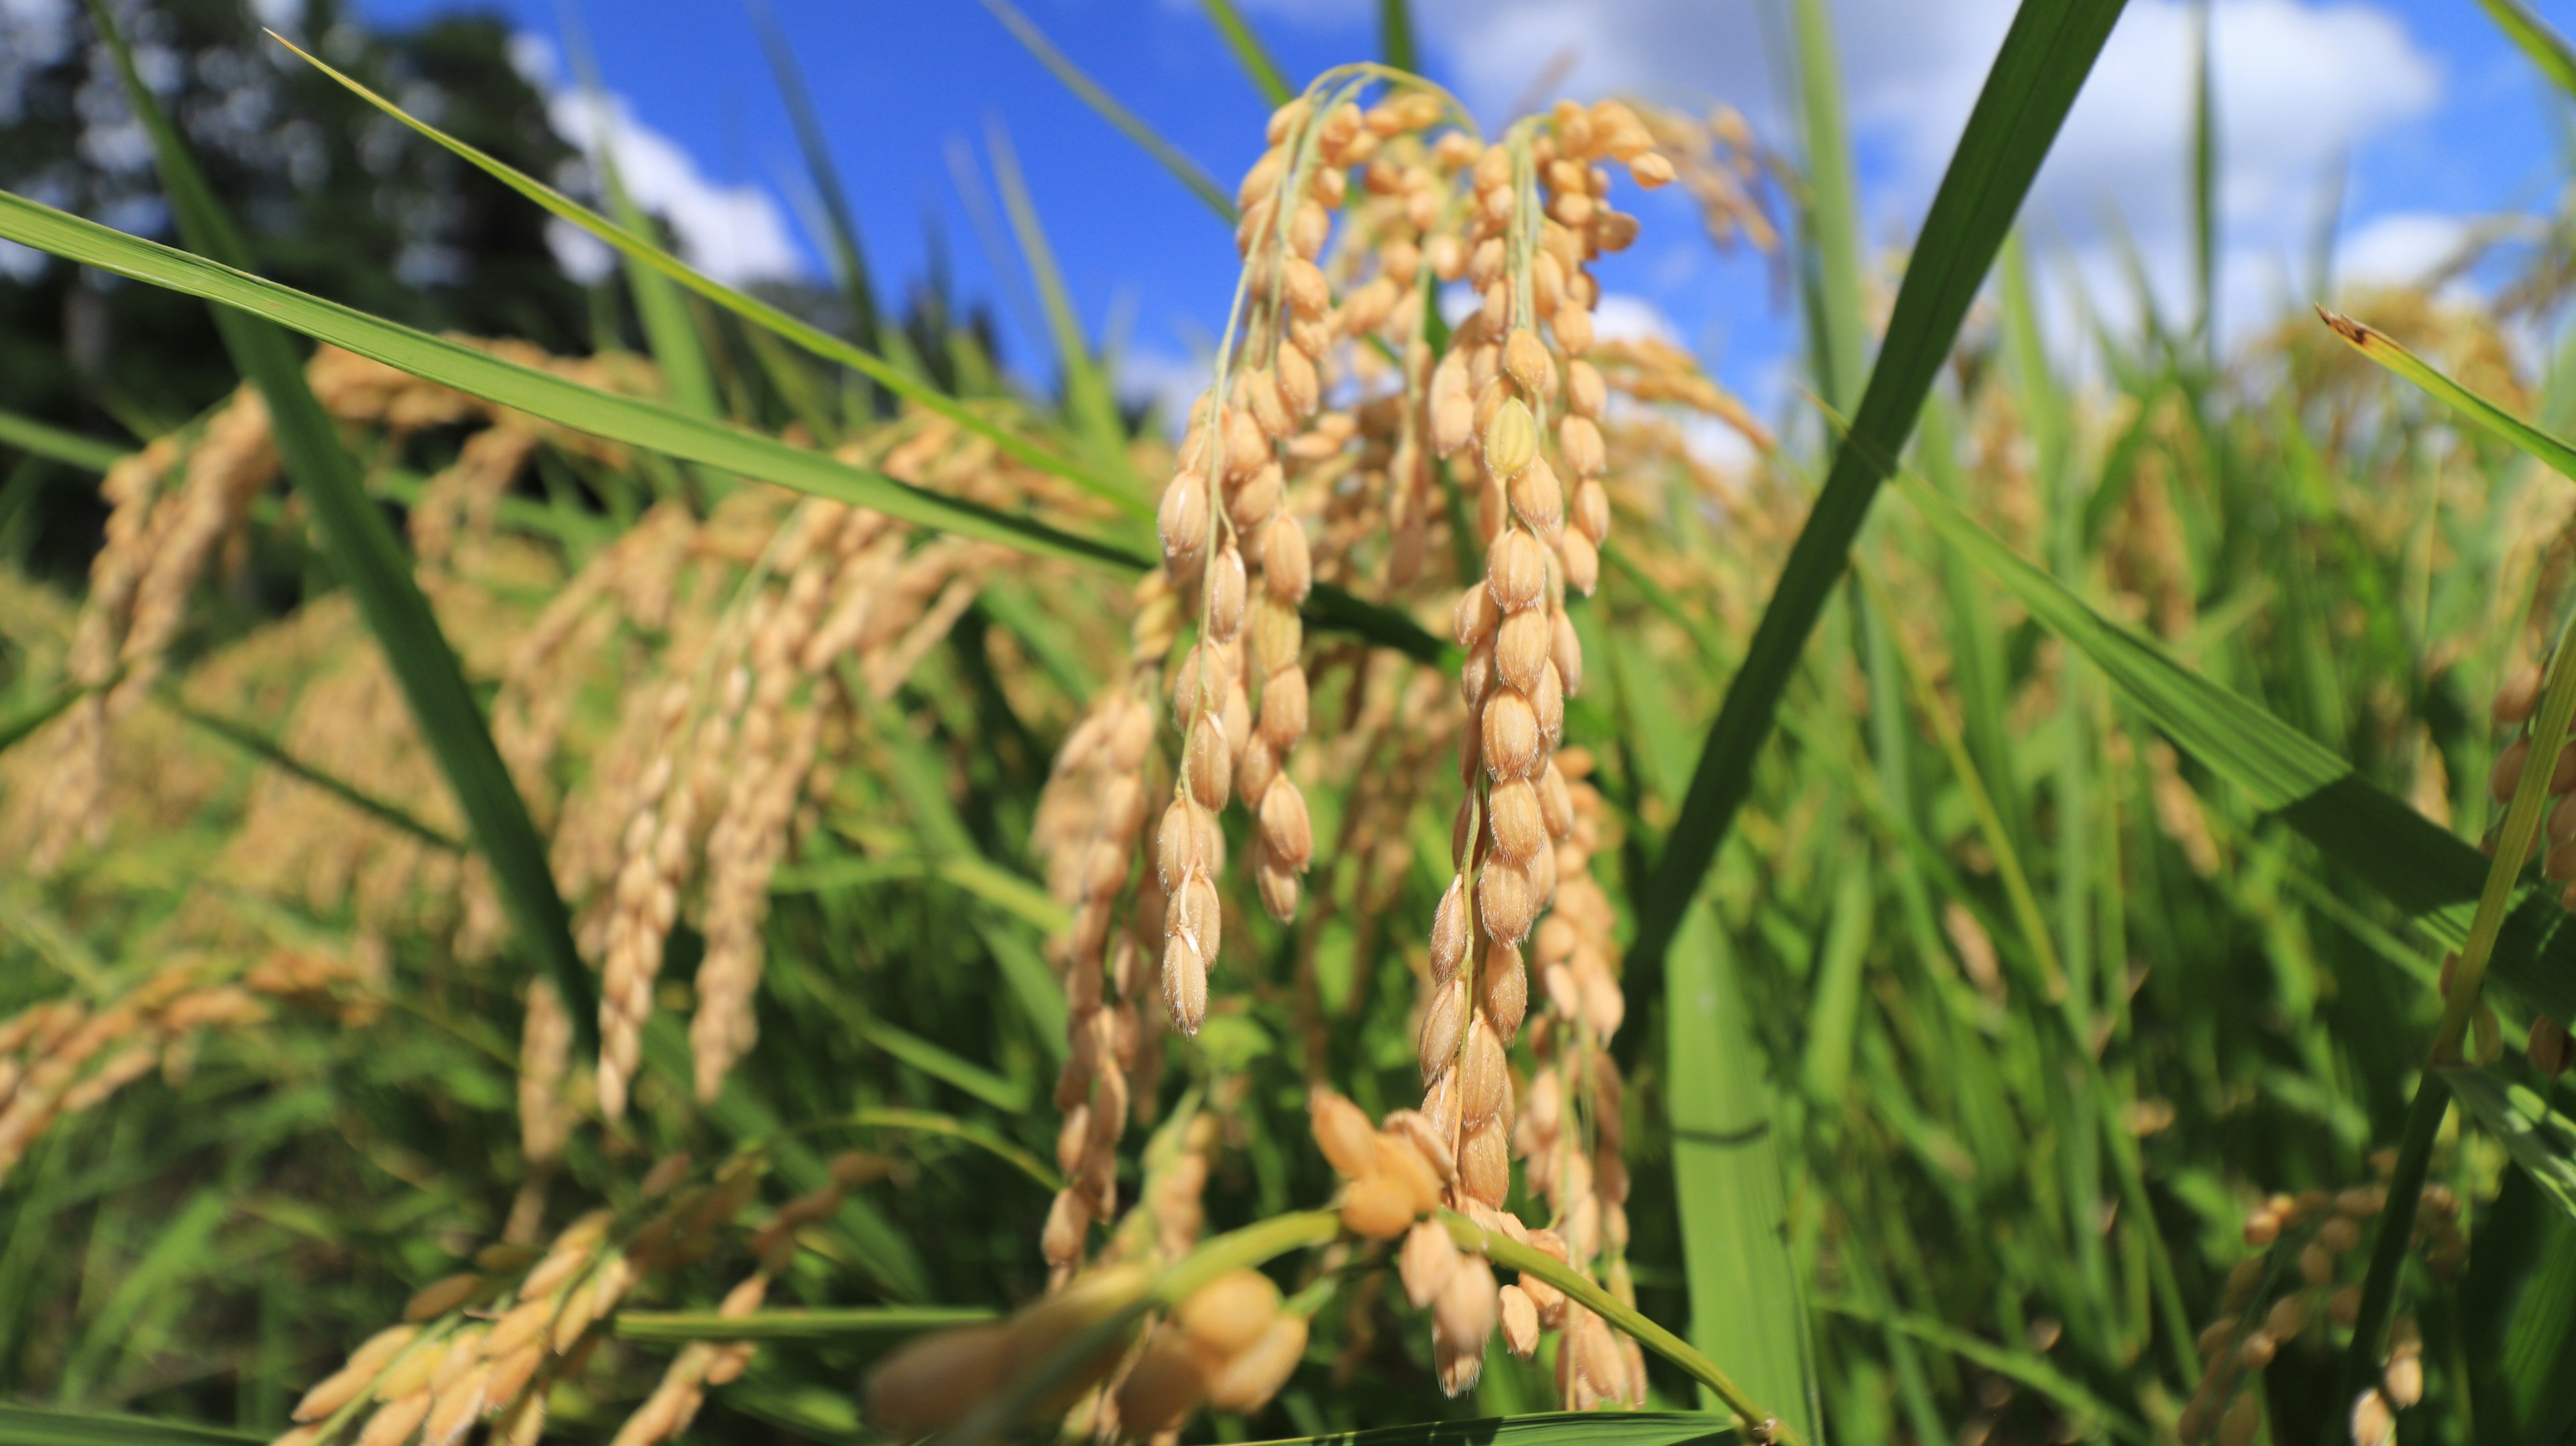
[1408,96,1666,1397]
[0,942,381,1184]
[1029,573,1184,1285]
[27,343,644,875]
[2176,1170,2462,1445]
[1509,744,1648,1408]
[275,1150,885,1446]
[577,439,1020,1117]
[2487,656,2576,1076]
[1153,93,1429,1036]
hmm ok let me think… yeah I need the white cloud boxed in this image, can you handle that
[2337,211,2476,287]
[1591,290,1679,346]
[1117,345,1211,436]
[546,91,805,286]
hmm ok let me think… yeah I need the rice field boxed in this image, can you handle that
[2,3,2575,1446]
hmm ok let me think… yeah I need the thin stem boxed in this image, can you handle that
[1438,1210,1798,1445]
[2341,606,2576,1404]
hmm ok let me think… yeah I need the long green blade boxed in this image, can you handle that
[979,0,1240,221]
[2323,308,2576,482]
[1666,900,1819,1442]
[263,33,1150,522]
[1891,468,2576,1021]
[2476,0,2576,101]
[1377,0,1419,72]
[745,0,885,354]
[0,1408,258,1446]
[1244,1415,1735,1446]
[612,1304,996,1343]
[0,408,123,471]
[1629,0,2132,987]
[0,190,1147,572]
[1196,0,1296,107]
[85,0,598,1048]
[156,693,467,852]
[2447,1068,2576,1223]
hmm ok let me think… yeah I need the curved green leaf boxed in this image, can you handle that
[1629,0,2133,987]
[0,188,1148,573]
[2322,309,2576,482]
[612,1304,996,1343]
[0,1407,258,1446]
[1890,469,2576,1022]
[84,0,597,1045]
[265,32,1150,522]
[978,0,1240,219]
[1246,1414,1735,1446]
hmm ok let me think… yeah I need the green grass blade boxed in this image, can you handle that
[1243,1415,1736,1446]
[0,1408,259,1446]
[853,1016,1027,1111]
[155,693,467,853]
[2475,0,2576,101]
[1815,1300,2150,1445]
[2323,308,2576,482]
[1378,0,1419,72]
[1666,899,1821,1443]
[1196,0,1296,107]
[263,33,1150,523]
[983,121,1129,467]
[744,0,885,355]
[0,408,122,471]
[2470,1176,2576,1444]
[978,0,1240,221]
[1888,469,2576,1021]
[1789,0,1869,410]
[0,190,1148,572]
[2341,573,2576,1406]
[839,1105,1060,1190]
[1,681,87,757]
[1629,0,2132,989]
[2445,1068,2576,1222]
[611,1305,996,1343]
[85,0,598,1050]
[553,3,722,434]
[641,1017,932,1300]
[2190,0,2216,346]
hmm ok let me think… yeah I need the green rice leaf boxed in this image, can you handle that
[2322,309,2576,482]
[0,1408,259,1446]
[0,190,1147,572]
[1665,900,1821,1441]
[1378,0,1419,73]
[85,0,598,1049]
[2475,0,2576,102]
[263,32,1152,522]
[612,1304,997,1343]
[978,0,1240,221]
[1629,0,2133,987]
[2445,1068,2576,1223]
[0,408,123,472]
[745,0,886,353]
[1815,1300,2150,1445]
[1243,1414,1735,1446]
[155,693,465,852]
[0,680,86,757]
[1889,469,2576,1021]
[1197,0,1297,107]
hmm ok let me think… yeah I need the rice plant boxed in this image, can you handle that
[3,2,2575,1445]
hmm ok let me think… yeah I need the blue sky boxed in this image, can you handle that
[342,0,2575,431]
